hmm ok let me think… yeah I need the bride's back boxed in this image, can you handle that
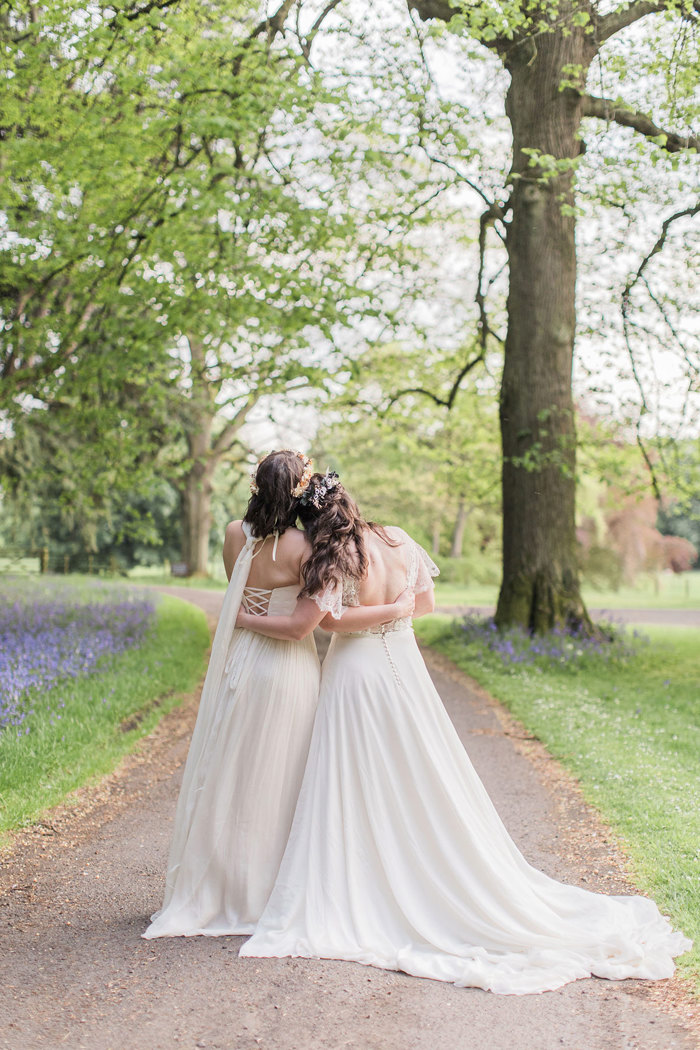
[224,520,309,589]
[356,527,408,606]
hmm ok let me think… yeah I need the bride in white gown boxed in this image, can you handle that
[237,471,691,995]
[144,452,411,939]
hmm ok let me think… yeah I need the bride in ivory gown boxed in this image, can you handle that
[143,452,411,939]
[236,471,691,995]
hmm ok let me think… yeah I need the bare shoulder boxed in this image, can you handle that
[383,524,409,545]
[279,527,311,555]
[365,526,406,572]
[225,519,245,545]
[222,520,245,581]
[277,527,311,576]
[223,519,245,559]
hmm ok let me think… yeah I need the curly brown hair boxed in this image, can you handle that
[298,474,397,600]
[243,450,306,538]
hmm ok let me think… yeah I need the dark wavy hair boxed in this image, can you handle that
[298,474,397,599]
[243,450,306,538]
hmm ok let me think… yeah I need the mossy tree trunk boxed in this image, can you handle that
[495,25,595,632]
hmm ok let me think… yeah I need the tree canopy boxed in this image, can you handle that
[1,0,698,610]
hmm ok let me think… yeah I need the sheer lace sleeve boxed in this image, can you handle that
[311,579,343,621]
[388,526,439,593]
[411,541,440,593]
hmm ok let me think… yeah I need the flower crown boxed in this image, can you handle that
[249,450,314,498]
[291,453,314,498]
[299,469,340,510]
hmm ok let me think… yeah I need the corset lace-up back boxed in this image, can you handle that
[242,587,273,616]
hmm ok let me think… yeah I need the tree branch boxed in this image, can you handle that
[120,0,181,22]
[420,149,506,215]
[622,202,699,376]
[625,202,700,295]
[105,0,180,29]
[301,0,345,59]
[407,0,504,48]
[620,203,699,500]
[356,185,449,277]
[250,0,296,43]
[597,0,700,42]
[387,350,485,412]
[477,200,510,352]
[406,0,457,22]
[581,94,699,152]
[230,0,296,76]
[211,398,257,458]
[598,2,667,41]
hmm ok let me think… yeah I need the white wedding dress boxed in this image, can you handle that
[144,524,320,938]
[240,527,691,994]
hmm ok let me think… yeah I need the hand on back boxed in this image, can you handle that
[392,587,415,620]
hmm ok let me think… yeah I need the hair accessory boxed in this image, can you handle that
[300,469,340,510]
[291,452,314,498]
[249,453,267,495]
[249,450,313,497]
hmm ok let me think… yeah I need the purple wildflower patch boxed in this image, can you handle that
[0,578,156,732]
[456,613,646,670]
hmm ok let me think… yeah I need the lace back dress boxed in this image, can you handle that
[240,526,691,994]
[144,525,320,939]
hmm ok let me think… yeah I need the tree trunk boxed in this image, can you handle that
[181,415,214,576]
[450,496,469,558]
[181,470,213,576]
[496,25,594,633]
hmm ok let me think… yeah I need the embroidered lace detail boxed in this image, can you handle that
[242,586,273,616]
[340,571,413,636]
[411,542,440,593]
[311,579,343,620]
[346,617,413,639]
[342,577,360,607]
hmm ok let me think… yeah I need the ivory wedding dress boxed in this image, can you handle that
[143,524,320,938]
[240,527,691,995]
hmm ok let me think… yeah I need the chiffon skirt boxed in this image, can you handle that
[240,629,691,994]
[144,627,320,938]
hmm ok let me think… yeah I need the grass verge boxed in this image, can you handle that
[0,594,209,842]
[433,574,700,610]
[416,615,700,991]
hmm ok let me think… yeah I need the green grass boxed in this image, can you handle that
[581,577,700,609]
[0,594,210,842]
[0,556,41,574]
[433,573,700,610]
[434,582,499,606]
[417,615,700,991]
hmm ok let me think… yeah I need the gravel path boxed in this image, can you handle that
[1,589,697,1050]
